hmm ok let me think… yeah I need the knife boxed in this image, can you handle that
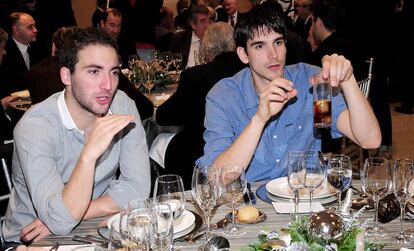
[247,183,256,204]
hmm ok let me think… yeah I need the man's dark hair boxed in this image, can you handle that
[312,0,345,32]
[101,8,122,23]
[59,27,120,73]
[188,5,209,23]
[234,4,287,50]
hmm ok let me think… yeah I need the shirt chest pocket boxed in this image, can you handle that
[282,113,312,143]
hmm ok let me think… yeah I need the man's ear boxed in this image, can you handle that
[190,20,196,31]
[60,67,71,87]
[236,46,249,64]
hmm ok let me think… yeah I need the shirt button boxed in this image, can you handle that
[276,159,280,163]
[273,135,277,139]
[298,126,302,129]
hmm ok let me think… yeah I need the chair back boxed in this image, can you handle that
[0,143,13,219]
[357,58,374,98]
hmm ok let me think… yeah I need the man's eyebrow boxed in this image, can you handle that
[83,64,121,70]
[249,41,264,47]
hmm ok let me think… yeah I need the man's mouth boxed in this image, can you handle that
[268,63,281,71]
[96,95,111,105]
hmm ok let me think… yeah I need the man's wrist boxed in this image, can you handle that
[252,114,268,127]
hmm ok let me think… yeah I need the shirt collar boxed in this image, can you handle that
[58,90,84,134]
[57,90,114,134]
[13,37,28,53]
[191,31,201,43]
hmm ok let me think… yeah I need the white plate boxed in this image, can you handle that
[266,191,337,205]
[107,209,195,235]
[266,177,337,200]
[10,89,30,98]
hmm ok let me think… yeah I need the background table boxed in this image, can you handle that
[34,181,414,250]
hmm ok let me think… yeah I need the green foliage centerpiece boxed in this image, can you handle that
[242,209,385,251]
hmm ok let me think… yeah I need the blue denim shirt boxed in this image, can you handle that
[197,63,347,181]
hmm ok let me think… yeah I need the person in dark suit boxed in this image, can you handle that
[292,0,313,42]
[208,0,228,22]
[92,0,107,27]
[169,5,210,69]
[100,8,136,68]
[0,27,14,143]
[223,0,246,27]
[25,26,76,105]
[156,22,246,189]
[2,12,38,94]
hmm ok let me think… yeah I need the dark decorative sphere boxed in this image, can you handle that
[309,209,343,240]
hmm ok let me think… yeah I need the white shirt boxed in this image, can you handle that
[13,37,30,69]
[186,31,201,68]
[228,11,238,26]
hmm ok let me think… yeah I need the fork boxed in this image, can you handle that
[49,241,60,251]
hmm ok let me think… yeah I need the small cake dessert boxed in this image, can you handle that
[238,205,259,222]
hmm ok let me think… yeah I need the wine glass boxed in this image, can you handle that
[220,164,247,236]
[153,174,185,219]
[162,51,173,71]
[126,207,152,251]
[172,53,182,73]
[392,159,414,244]
[361,157,391,237]
[142,66,156,99]
[327,154,352,215]
[287,151,306,219]
[128,68,142,90]
[128,54,139,70]
[298,150,325,215]
[191,165,219,249]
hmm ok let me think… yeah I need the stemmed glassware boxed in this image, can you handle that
[172,53,182,77]
[287,151,306,219]
[142,66,156,99]
[327,154,352,215]
[191,165,219,249]
[392,159,414,244]
[128,54,139,70]
[361,157,392,237]
[163,51,173,72]
[153,174,186,219]
[298,150,325,215]
[220,164,247,236]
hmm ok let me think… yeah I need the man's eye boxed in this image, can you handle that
[89,69,99,74]
[275,40,284,46]
[112,71,120,76]
[254,44,263,49]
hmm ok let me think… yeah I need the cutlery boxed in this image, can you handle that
[72,235,109,245]
[247,183,256,204]
[49,241,60,251]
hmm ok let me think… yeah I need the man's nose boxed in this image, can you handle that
[101,73,114,90]
[268,45,278,59]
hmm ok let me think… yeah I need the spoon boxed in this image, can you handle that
[202,235,230,251]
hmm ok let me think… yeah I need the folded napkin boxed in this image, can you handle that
[400,249,414,251]
[149,133,176,168]
[272,202,324,214]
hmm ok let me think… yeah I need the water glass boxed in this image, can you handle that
[127,207,152,251]
[327,154,352,214]
[153,174,185,219]
[152,204,174,251]
[313,80,332,128]
[109,219,123,251]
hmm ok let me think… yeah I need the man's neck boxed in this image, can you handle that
[12,36,29,47]
[319,29,333,43]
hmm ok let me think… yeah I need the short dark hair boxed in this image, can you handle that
[101,8,122,23]
[188,5,209,23]
[59,27,120,73]
[312,0,345,32]
[234,4,287,50]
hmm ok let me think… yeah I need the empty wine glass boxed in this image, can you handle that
[162,51,173,71]
[298,150,325,215]
[287,151,306,219]
[128,68,142,90]
[327,154,352,215]
[392,159,414,244]
[220,164,247,236]
[153,174,185,219]
[192,165,219,249]
[172,53,182,73]
[128,54,139,70]
[361,157,391,237]
[142,66,156,99]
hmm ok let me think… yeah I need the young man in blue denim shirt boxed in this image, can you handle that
[197,4,381,181]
